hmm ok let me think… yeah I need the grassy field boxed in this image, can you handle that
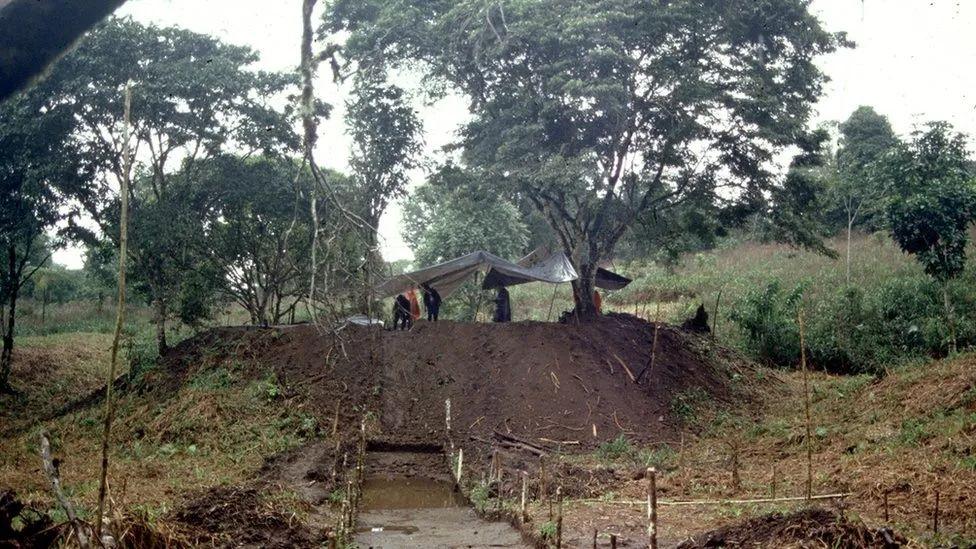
[0,327,317,530]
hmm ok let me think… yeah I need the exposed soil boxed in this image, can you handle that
[156,313,753,451]
[173,487,327,548]
[676,507,908,548]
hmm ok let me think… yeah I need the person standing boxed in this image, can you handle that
[422,283,442,321]
[407,288,421,322]
[493,287,511,322]
[392,294,412,330]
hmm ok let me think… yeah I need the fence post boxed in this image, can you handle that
[647,467,658,549]
[556,486,563,549]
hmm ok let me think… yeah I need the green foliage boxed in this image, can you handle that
[538,520,557,541]
[469,482,492,513]
[328,0,846,314]
[47,16,298,349]
[596,435,632,462]
[880,123,976,282]
[402,164,529,319]
[728,281,805,367]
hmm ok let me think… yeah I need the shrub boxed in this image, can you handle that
[727,281,805,367]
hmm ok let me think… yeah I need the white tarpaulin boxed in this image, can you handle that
[373,251,579,299]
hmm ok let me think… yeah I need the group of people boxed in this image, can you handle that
[392,283,442,330]
[391,285,514,330]
[390,284,602,329]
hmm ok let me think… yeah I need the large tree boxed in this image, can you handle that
[326,0,847,317]
[832,106,898,282]
[879,122,976,353]
[345,69,423,266]
[51,17,297,352]
[0,82,89,392]
[193,154,360,325]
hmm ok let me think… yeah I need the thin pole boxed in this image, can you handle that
[647,467,658,549]
[546,284,558,322]
[798,308,812,501]
[555,486,563,548]
[95,81,132,541]
[521,471,528,523]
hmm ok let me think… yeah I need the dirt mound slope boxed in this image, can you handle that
[156,313,755,450]
[173,487,326,548]
[677,508,909,548]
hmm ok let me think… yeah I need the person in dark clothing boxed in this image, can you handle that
[421,283,442,321]
[493,287,511,322]
[392,294,412,330]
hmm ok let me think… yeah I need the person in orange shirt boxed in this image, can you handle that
[407,288,421,321]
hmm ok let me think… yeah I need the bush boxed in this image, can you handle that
[727,281,804,367]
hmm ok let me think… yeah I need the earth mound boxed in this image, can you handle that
[677,507,907,548]
[158,313,756,449]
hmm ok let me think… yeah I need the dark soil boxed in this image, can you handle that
[147,314,754,545]
[677,507,907,548]
[156,314,750,450]
[173,487,326,548]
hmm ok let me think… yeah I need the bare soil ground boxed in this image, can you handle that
[8,314,969,546]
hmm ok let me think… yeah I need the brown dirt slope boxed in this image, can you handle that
[677,507,909,548]
[159,313,754,450]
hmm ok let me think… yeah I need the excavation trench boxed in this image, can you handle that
[353,449,529,548]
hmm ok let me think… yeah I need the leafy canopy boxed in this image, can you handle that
[880,122,976,282]
[326,0,847,313]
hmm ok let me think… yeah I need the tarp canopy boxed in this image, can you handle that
[373,251,579,299]
[483,248,632,291]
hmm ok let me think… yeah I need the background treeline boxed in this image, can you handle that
[1,17,421,391]
[5,6,976,392]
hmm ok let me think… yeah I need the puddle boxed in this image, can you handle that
[354,452,529,548]
[359,477,466,511]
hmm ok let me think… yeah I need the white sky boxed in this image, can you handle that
[52,0,976,269]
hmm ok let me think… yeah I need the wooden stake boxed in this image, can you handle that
[521,471,528,523]
[547,284,559,322]
[636,299,662,383]
[711,288,723,339]
[40,432,90,548]
[771,464,777,499]
[332,399,341,437]
[456,448,464,484]
[556,486,563,549]
[883,490,889,523]
[611,533,617,549]
[540,456,549,519]
[933,490,940,535]
[798,308,813,501]
[95,81,132,543]
[593,528,598,548]
[445,398,452,433]
[647,467,658,549]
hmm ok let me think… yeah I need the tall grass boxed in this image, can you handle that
[606,232,976,373]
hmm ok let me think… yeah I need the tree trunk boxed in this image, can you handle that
[41,292,47,327]
[943,282,957,355]
[154,297,168,354]
[572,262,599,321]
[0,287,19,393]
[845,217,853,286]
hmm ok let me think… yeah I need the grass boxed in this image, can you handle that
[0,342,316,521]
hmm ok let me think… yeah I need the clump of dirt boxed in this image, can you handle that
[677,507,908,548]
[172,487,326,548]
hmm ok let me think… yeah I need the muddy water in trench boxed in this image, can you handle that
[353,451,529,549]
